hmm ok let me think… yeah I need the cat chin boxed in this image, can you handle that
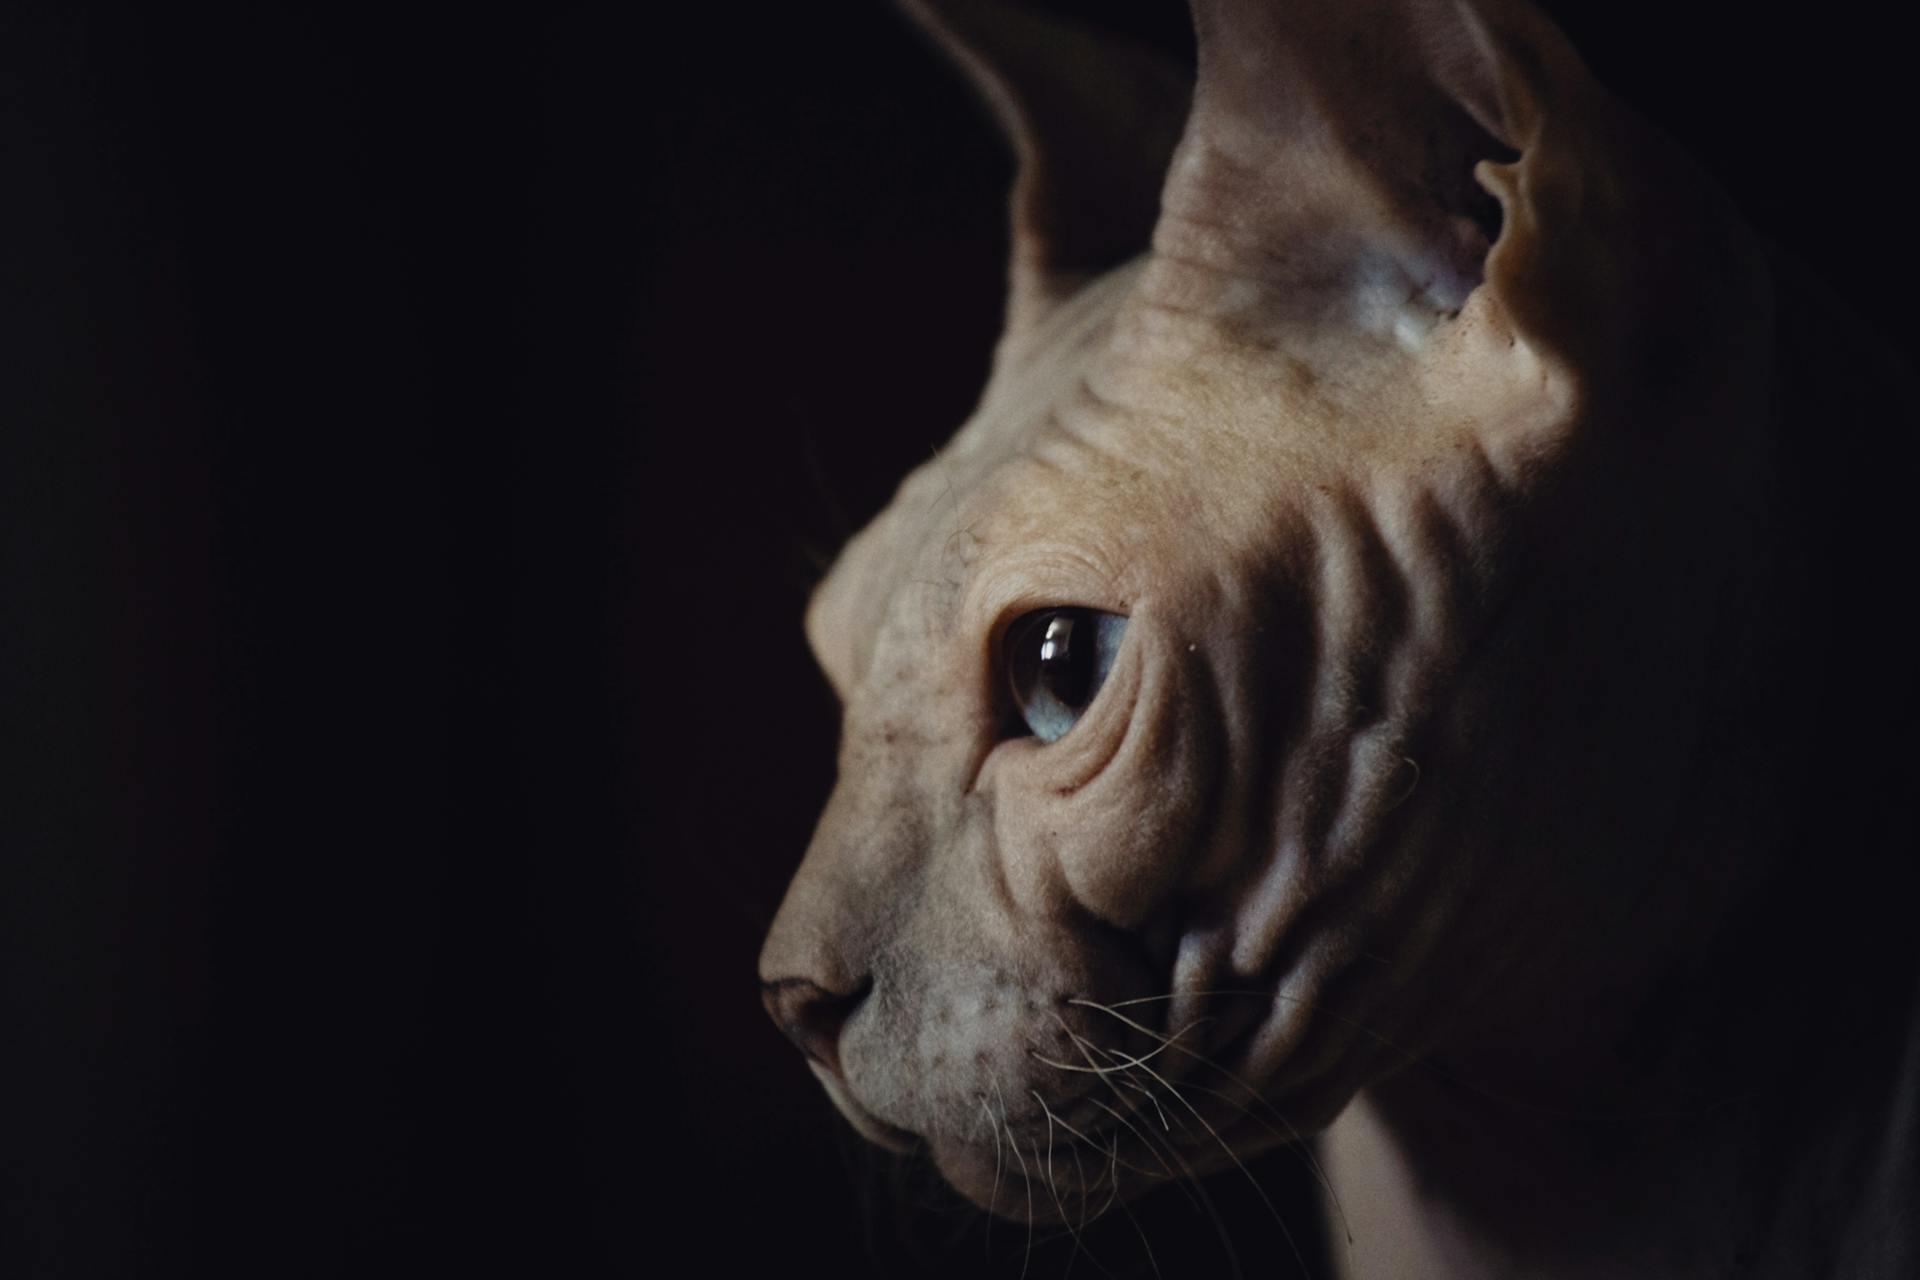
[928,1132,1157,1224]
[978,1061,1396,1224]
[918,1071,1366,1224]
[927,1138,1022,1217]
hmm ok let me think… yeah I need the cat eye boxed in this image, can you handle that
[1005,608,1128,743]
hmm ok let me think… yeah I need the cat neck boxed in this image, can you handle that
[1324,978,1920,1279]
[1317,246,1920,1280]
[1322,795,1920,1279]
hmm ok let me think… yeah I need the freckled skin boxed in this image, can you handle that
[758,0,1919,1274]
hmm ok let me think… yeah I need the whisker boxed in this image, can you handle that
[1114,1179,1165,1280]
[1033,1090,1088,1274]
[1095,1136,1124,1225]
[1077,981,1657,1255]
[1051,1017,1204,1221]
[1069,1141,1092,1243]
[1154,1075,1354,1250]
[1076,990,1424,1068]
[1033,1095,1167,1184]
[1086,1096,1186,1189]
[979,1093,1005,1256]
[1004,1121,1035,1280]
[1028,1014,1212,1076]
[1106,1053,1310,1280]
[1126,1094,1246,1280]
[1071,996,1352,1243]
[1109,1072,1173,1131]
[1030,1051,1121,1076]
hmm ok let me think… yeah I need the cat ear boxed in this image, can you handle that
[898,0,1193,335]
[1166,0,1759,393]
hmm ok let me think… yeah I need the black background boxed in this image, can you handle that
[3,2,1911,1277]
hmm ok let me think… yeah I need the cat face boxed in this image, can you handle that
[759,0,1770,1216]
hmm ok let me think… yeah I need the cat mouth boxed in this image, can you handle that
[908,988,1381,1222]
[924,1097,1278,1224]
[922,1065,1366,1226]
[816,973,1374,1219]
[928,1127,1161,1225]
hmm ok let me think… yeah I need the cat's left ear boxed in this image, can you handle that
[898,0,1192,337]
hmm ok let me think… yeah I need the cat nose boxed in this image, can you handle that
[760,977,869,1077]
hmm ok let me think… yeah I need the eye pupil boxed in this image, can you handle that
[1037,614,1093,707]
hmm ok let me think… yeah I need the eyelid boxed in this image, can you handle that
[961,541,1129,640]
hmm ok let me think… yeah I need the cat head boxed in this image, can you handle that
[759,0,1772,1215]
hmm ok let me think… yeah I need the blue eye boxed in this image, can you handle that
[1006,608,1128,743]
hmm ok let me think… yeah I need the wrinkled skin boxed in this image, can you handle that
[757,1,1918,1275]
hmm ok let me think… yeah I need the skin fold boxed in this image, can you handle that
[757,1,1920,1274]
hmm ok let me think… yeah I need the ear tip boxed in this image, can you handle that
[904,0,1193,335]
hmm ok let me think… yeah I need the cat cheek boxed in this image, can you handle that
[1052,674,1223,932]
